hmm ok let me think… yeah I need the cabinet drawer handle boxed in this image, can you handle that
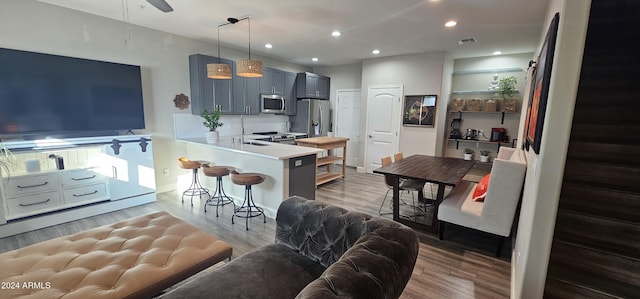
[17,182,48,189]
[71,174,96,181]
[19,198,51,207]
[73,190,99,197]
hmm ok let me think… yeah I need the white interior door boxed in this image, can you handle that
[365,85,402,173]
[335,89,361,167]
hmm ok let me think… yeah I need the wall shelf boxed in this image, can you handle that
[451,90,520,95]
[448,139,514,151]
[452,67,524,75]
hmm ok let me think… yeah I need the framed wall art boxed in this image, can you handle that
[403,95,437,127]
[525,13,559,154]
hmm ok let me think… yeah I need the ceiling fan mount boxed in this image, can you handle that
[146,0,173,13]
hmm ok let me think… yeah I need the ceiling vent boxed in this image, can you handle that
[457,37,477,45]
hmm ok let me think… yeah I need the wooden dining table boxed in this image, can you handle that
[373,155,475,233]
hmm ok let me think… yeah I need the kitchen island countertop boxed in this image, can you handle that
[177,137,323,160]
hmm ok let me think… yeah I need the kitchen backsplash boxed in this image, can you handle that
[173,113,291,139]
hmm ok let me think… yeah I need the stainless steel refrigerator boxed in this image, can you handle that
[290,99,330,137]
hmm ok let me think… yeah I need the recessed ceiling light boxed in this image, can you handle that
[265,43,273,49]
[331,30,341,37]
[312,57,319,62]
[372,49,380,55]
[445,20,457,27]
[493,51,502,55]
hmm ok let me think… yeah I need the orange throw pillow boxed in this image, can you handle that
[472,174,491,202]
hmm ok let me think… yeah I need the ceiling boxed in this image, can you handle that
[38,0,550,66]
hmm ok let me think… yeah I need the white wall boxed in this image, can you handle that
[359,52,446,166]
[1,0,309,192]
[511,0,591,298]
[313,63,363,129]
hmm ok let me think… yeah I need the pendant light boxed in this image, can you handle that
[207,24,232,79]
[233,16,263,78]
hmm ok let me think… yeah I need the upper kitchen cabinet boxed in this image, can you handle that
[284,71,297,115]
[189,54,234,115]
[260,67,285,95]
[233,74,260,115]
[296,72,331,100]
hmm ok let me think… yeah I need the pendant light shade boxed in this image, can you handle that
[236,59,263,78]
[207,23,232,79]
[207,63,232,79]
[234,16,262,78]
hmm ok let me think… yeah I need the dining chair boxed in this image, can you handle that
[394,152,435,201]
[379,156,424,217]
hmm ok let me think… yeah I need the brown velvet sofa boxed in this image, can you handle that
[161,196,419,299]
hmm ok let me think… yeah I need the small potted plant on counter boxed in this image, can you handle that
[201,107,223,144]
[479,150,490,163]
[463,148,474,160]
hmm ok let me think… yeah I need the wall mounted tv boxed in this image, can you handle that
[0,47,145,138]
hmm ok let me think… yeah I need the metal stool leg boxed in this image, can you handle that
[232,185,266,230]
[205,176,235,216]
[182,169,209,206]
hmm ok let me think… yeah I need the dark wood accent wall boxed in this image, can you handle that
[544,0,640,297]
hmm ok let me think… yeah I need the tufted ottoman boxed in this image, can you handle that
[0,211,232,299]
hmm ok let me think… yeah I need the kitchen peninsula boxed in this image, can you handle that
[176,137,323,217]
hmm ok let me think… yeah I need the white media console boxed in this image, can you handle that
[0,135,156,238]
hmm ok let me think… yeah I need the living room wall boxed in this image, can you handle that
[359,52,447,168]
[1,0,308,192]
[511,0,592,297]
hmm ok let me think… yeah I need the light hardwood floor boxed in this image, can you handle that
[0,167,510,298]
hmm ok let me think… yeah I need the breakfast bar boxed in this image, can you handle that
[176,137,323,217]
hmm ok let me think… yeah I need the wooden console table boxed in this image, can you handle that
[296,137,350,187]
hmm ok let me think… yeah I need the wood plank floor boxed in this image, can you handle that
[0,167,510,298]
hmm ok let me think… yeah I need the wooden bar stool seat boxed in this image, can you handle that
[230,171,267,230]
[177,157,210,206]
[202,165,236,216]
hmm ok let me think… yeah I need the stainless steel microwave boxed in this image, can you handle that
[261,94,286,114]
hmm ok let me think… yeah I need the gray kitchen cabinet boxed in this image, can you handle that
[296,72,330,100]
[259,67,285,95]
[189,54,234,115]
[284,71,297,115]
[233,73,260,115]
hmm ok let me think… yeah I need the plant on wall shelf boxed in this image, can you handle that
[495,76,517,100]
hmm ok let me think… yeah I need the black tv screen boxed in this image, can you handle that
[0,48,145,137]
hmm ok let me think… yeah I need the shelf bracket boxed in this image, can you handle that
[501,112,505,124]
[455,140,459,149]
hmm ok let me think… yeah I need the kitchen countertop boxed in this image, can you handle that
[177,137,323,160]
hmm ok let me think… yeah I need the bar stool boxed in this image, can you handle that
[202,165,236,216]
[177,157,209,206]
[230,170,267,230]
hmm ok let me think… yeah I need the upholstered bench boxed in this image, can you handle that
[0,211,232,299]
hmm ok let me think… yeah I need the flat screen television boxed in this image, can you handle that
[0,47,145,138]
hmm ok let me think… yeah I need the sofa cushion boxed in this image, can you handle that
[472,174,491,201]
[161,244,326,299]
[274,196,407,268]
[297,226,419,299]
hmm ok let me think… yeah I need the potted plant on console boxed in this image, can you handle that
[479,150,490,163]
[201,107,223,144]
